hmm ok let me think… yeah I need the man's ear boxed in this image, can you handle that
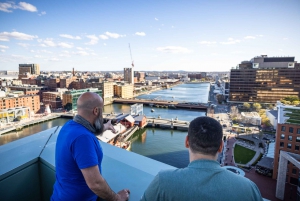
[217,140,224,153]
[185,135,189,148]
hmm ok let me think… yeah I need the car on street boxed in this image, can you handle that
[253,136,259,140]
[239,124,244,127]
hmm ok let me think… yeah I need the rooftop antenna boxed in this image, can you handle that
[129,43,134,67]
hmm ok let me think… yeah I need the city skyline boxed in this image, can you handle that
[0,0,300,72]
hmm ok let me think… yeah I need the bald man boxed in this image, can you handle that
[51,92,130,201]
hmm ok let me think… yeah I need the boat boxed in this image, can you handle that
[149,103,154,107]
[169,105,176,109]
[151,109,155,112]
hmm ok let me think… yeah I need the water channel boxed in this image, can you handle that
[0,83,209,168]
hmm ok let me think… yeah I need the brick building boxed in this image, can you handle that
[0,95,40,113]
[273,102,300,186]
[42,92,62,109]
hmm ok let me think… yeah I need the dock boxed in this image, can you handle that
[146,117,189,131]
[113,98,208,111]
[0,115,61,135]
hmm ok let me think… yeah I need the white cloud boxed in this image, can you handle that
[34,55,42,58]
[60,34,81,40]
[279,49,283,51]
[73,51,89,56]
[38,11,46,16]
[0,45,9,49]
[0,31,38,41]
[45,57,60,61]
[220,38,241,45]
[135,32,146,36]
[18,2,37,12]
[283,37,288,40]
[103,43,106,46]
[1,49,5,52]
[244,36,256,39]
[171,26,174,28]
[17,43,30,47]
[256,34,264,37]
[199,41,217,45]
[38,38,73,48]
[99,34,109,40]
[58,42,73,48]
[76,47,85,50]
[155,18,158,21]
[156,46,191,54]
[43,39,56,47]
[105,32,126,39]
[85,35,98,45]
[0,2,37,12]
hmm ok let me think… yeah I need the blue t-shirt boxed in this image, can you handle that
[51,120,103,201]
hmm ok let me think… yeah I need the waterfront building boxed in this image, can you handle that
[229,55,300,103]
[0,107,30,123]
[101,82,114,105]
[42,92,62,109]
[18,64,40,79]
[124,67,134,84]
[62,88,102,111]
[114,84,133,99]
[0,94,40,113]
[273,102,300,184]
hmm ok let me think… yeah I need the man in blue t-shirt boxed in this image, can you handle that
[51,92,130,201]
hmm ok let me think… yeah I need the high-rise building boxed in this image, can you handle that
[19,64,40,77]
[273,103,300,186]
[229,55,300,103]
[124,68,134,84]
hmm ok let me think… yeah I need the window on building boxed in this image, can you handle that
[288,136,293,141]
[280,142,284,147]
[289,127,294,133]
[295,145,300,150]
[297,128,300,134]
[281,126,286,131]
[297,137,300,142]
[281,134,285,139]
[288,143,292,149]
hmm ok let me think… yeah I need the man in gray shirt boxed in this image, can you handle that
[141,116,263,201]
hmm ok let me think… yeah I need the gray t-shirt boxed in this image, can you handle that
[141,159,263,201]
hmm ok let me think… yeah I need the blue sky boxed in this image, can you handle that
[0,0,299,72]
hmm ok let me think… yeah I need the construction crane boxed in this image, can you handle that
[129,43,134,67]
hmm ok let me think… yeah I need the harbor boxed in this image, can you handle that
[0,83,208,168]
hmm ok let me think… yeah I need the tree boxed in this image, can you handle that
[292,100,300,106]
[243,102,251,110]
[267,104,274,110]
[253,103,262,111]
[283,95,299,103]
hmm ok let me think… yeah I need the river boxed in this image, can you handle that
[0,83,209,168]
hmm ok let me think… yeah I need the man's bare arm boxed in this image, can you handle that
[81,165,129,201]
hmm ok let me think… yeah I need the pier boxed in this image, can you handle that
[146,117,189,131]
[0,115,61,135]
[113,98,208,110]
